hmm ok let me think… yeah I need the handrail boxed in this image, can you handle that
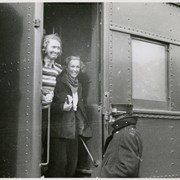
[80,137,99,167]
[40,105,51,166]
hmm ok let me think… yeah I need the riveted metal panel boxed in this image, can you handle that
[101,2,112,148]
[102,2,111,115]
[169,44,180,111]
[0,3,43,177]
[101,2,180,178]
[102,3,132,107]
[110,31,132,104]
[137,118,180,178]
[111,3,180,46]
[101,3,132,162]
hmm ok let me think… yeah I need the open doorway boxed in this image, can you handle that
[44,3,102,177]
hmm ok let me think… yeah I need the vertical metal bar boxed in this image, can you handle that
[40,105,50,166]
[80,137,98,167]
[31,2,44,177]
[101,2,111,147]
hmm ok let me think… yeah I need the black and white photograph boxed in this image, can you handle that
[0,1,180,178]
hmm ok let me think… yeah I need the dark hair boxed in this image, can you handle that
[42,34,62,57]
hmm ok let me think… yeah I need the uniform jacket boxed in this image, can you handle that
[100,117,143,178]
[50,74,92,139]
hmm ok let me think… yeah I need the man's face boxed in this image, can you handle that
[46,39,61,60]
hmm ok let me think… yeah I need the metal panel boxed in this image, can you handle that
[102,2,111,114]
[101,3,180,178]
[102,2,132,154]
[101,3,111,158]
[169,44,180,111]
[102,3,132,107]
[30,3,43,177]
[110,31,132,104]
[0,3,43,177]
[111,3,180,46]
[137,118,180,178]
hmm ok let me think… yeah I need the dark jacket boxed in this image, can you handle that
[50,74,92,139]
[100,117,143,178]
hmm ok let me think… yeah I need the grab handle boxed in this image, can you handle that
[40,105,51,166]
[80,137,99,167]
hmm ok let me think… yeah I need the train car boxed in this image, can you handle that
[0,2,180,178]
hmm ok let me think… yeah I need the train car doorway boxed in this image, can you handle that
[44,3,102,177]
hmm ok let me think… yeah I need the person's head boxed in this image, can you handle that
[111,113,138,131]
[65,56,81,78]
[42,34,62,60]
[110,104,137,128]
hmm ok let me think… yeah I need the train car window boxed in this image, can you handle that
[132,38,168,110]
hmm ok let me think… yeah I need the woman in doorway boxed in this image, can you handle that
[41,34,63,175]
[41,34,62,108]
[46,56,92,177]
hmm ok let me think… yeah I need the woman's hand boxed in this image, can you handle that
[42,93,54,103]
[63,95,73,111]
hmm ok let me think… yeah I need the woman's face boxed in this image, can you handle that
[67,60,81,78]
[46,39,61,60]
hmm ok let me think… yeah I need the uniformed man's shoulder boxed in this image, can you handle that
[125,125,139,137]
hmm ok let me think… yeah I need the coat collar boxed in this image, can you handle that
[111,116,137,132]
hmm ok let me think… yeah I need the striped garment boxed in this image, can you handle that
[42,62,62,109]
